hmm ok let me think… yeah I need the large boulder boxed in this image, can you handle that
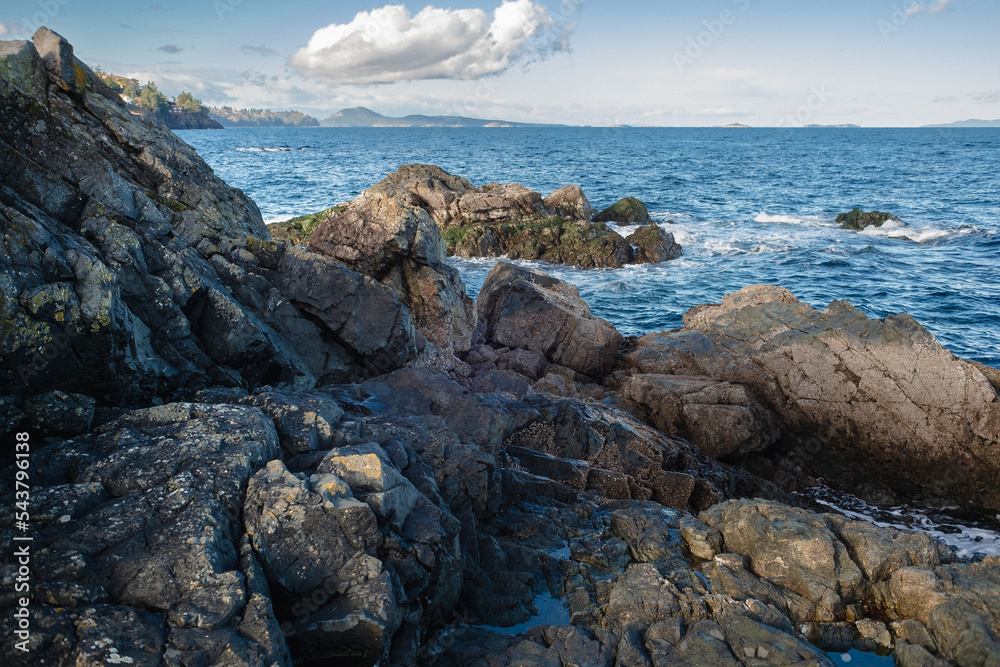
[620,374,780,459]
[593,196,654,225]
[543,184,594,221]
[307,166,476,354]
[626,223,683,264]
[627,285,1000,510]
[476,261,623,379]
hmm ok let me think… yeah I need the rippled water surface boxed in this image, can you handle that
[179,127,1000,366]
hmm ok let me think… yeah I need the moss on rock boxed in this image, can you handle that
[836,208,899,231]
[268,205,347,246]
[593,197,654,225]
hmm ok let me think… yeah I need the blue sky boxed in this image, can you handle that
[1,0,998,126]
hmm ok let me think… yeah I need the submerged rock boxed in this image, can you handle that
[836,208,900,230]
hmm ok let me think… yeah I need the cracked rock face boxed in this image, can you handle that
[627,285,1000,509]
[477,260,624,379]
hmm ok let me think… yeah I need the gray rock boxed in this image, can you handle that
[621,374,779,459]
[628,285,1000,510]
[477,261,623,379]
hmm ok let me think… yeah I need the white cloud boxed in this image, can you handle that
[906,0,956,16]
[0,21,29,38]
[290,1,577,84]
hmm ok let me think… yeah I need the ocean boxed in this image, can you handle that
[179,126,1000,368]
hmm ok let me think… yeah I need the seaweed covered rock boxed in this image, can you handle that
[594,196,654,224]
[626,223,683,263]
[836,208,900,231]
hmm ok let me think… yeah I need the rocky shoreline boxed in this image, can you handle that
[2,29,999,667]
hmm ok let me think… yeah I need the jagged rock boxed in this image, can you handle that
[307,165,477,354]
[626,224,682,264]
[620,374,780,459]
[628,285,1000,510]
[477,261,623,378]
[594,197,654,225]
[699,499,863,622]
[544,184,595,221]
[678,515,723,560]
[2,28,408,401]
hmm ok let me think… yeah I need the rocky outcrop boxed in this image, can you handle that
[626,223,683,264]
[476,261,623,379]
[306,165,476,354]
[620,374,780,459]
[626,285,1000,509]
[9,28,1000,667]
[594,196,655,224]
[0,29,423,402]
[330,164,674,269]
[837,208,899,231]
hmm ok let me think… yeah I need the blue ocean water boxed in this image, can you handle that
[179,127,1000,366]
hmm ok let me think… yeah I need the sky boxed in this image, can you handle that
[1,0,998,126]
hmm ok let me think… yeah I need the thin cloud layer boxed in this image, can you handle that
[290,0,576,84]
[906,0,956,16]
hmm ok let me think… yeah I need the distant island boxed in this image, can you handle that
[922,119,1000,128]
[210,107,320,127]
[715,123,750,128]
[320,106,565,128]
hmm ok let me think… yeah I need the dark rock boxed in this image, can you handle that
[594,197,654,225]
[836,208,899,231]
[626,224,682,264]
[22,390,95,435]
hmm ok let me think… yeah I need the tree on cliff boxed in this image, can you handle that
[175,91,205,114]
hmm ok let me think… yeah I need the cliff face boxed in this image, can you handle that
[0,29,419,402]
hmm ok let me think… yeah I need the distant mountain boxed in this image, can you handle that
[210,107,320,127]
[922,119,1000,128]
[320,107,564,128]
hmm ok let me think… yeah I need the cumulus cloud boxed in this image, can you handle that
[290,0,577,84]
[906,0,955,16]
[158,44,183,54]
[242,45,277,56]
